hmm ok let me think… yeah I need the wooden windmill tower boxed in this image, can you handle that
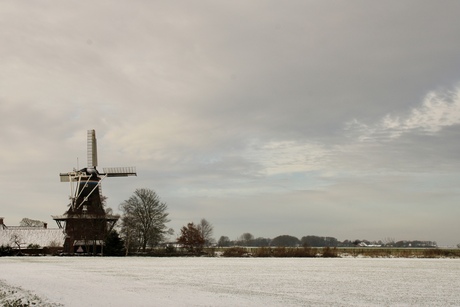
[53,130,136,254]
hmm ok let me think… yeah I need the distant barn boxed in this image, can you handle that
[0,217,65,250]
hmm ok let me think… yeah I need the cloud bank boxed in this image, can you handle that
[1,1,460,245]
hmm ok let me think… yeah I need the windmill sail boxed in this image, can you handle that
[87,129,98,168]
[102,167,137,177]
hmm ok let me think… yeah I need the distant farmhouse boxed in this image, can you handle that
[0,217,65,250]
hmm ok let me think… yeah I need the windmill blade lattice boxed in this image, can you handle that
[87,130,98,168]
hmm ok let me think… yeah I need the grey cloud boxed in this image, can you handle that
[1,1,460,245]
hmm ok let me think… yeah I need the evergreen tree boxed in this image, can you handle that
[104,230,126,256]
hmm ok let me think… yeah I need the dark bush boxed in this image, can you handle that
[0,245,14,256]
[104,230,126,256]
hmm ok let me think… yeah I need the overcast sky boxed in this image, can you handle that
[1,1,460,246]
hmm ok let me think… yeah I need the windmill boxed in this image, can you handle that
[53,130,136,254]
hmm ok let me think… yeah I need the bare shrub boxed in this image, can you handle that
[222,247,249,257]
[253,247,272,257]
[271,247,287,257]
[300,246,318,257]
[270,247,318,257]
[321,246,338,257]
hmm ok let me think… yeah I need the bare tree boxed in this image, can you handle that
[239,233,254,246]
[177,222,205,254]
[218,236,231,247]
[120,188,170,252]
[383,237,395,247]
[10,233,23,250]
[198,218,214,246]
[19,218,45,227]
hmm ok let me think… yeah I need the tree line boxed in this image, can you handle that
[217,234,437,248]
[107,188,437,256]
[0,188,441,256]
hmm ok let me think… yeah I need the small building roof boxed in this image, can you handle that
[0,228,65,248]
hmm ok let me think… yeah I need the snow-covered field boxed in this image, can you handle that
[1,257,459,306]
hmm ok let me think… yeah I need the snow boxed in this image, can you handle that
[0,279,61,307]
[1,257,459,306]
[0,228,65,248]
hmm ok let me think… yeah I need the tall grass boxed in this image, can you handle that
[336,247,460,258]
[217,247,460,258]
[220,246,340,257]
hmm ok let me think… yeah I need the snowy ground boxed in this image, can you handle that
[1,257,459,306]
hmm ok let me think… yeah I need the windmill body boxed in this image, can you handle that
[53,130,136,254]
